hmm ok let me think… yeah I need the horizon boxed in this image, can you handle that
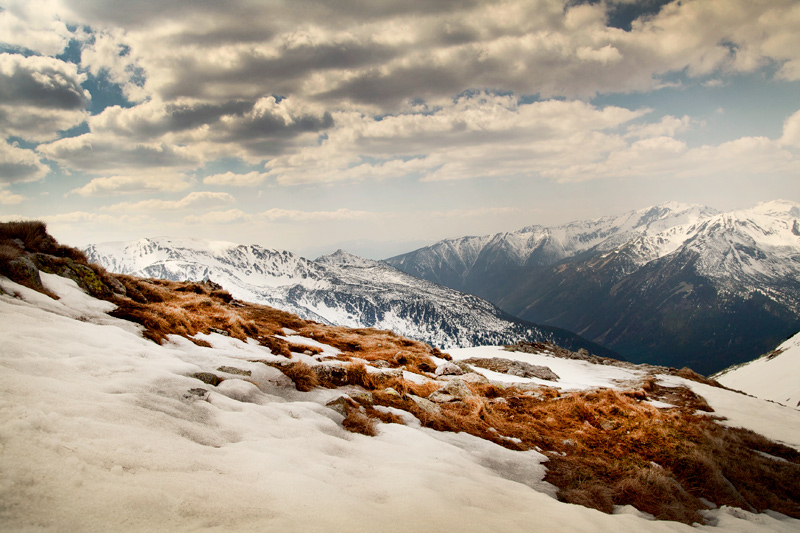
[82,197,797,260]
[1,1,799,258]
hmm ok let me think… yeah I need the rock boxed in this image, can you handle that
[349,390,374,404]
[105,275,127,296]
[406,394,441,416]
[326,395,356,417]
[185,388,209,399]
[192,372,222,386]
[428,379,475,403]
[208,327,229,336]
[216,366,252,376]
[434,361,463,376]
[32,254,112,298]
[6,256,43,291]
[439,372,489,384]
[371,360,391,368]
[462,357,559,381]
[454,361,474,373]
[313,364,349,386]
[383,387,401,398]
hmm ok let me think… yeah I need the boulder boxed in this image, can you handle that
[406,394,441,416]
[326,395,357,417]
[6,256,43,291]
[192,372,222,386]
[428,379,475,403]
[434,361,463,376]
[462,357,559,381]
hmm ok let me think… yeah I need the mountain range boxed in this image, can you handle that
[84,238,614,357]
[387,200,800,374]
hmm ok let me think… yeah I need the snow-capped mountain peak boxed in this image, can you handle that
[316,249,379,268]
[85,238,614,355]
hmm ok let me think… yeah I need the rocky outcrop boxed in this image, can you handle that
[462,357,559,381]
[428,379,475,403]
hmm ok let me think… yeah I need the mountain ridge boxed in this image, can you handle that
[386,200,800,374]
[84,237,617,358]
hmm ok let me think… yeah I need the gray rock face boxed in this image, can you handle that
[434,361,463,376]
[406,394,441,415]
[7,256,43,291]
[462,357,559,381]
[428,379,475,403]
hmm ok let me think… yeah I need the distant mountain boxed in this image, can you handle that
[714,331,800,409]
[84,238,615,356]
[387,201,800,374]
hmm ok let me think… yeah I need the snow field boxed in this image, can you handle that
[1,274,799,531]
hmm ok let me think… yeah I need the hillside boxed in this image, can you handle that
[83,237,616,357]
[2,221,800,531]
[387,201,800,374]
[714,332,800,409]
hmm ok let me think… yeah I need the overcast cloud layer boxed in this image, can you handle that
[0,0,798,257]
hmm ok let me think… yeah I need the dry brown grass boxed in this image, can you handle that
[281,362,319,392]
[342,406,378,436]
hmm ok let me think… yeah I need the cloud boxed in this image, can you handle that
[265,94,645,184]
[7,0,800,110]
[183,209,251,224]
[38,134,199,174]
[70,174,193,196]
[103,191,235,211]
[0,53,89,110]
[0,189,26,205]
[0,3,72,56]
[0,106,88,142]
[626,115,691,139]
[260,208,372,222]
[0,141,50,184]
[780,109,800,148]
[203,171,266,187]
[542,135,800,183]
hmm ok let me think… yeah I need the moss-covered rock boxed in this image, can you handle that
[6,256,44,292]
[32,254,113,299]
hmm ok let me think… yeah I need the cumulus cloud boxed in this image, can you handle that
[0,53,89,109]
[780,109,800,148]
[0,141,50,184]
[103,191,235,211]
[38,134,199,174]
[0,106,88,142]
[0,2,72,56]
[70,174,193,196]
[264,94,645,184]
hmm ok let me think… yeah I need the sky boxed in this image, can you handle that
[0,0,798,259]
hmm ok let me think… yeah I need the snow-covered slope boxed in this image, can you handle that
[3,273,800,531]
[84,239,611,355]
[714,332,800,409]
[387,201,800,373]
